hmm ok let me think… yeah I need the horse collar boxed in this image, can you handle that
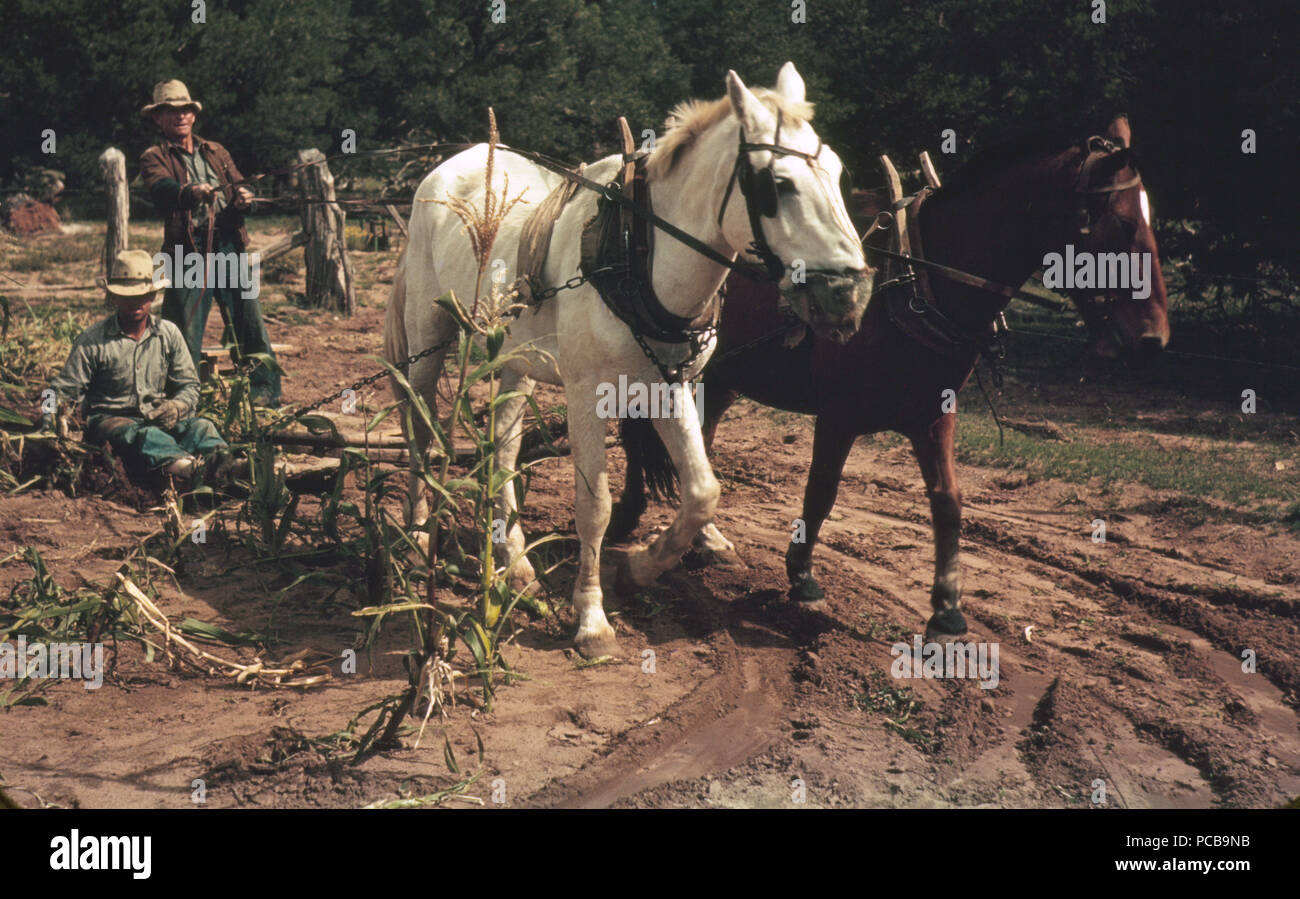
[881,191,1002,360]
[580,155,720,382]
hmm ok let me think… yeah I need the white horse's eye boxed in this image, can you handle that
[1139,188,1151,225]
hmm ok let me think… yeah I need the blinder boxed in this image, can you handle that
[716,107,829,281]
[747,164,779,218]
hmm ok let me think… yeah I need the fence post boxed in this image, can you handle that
[99,147,128,307]
[297,148,355,315]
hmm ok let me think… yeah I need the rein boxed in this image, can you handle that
[207,139,781,285]
[867,240,1066,312]
[862,185,1064,314]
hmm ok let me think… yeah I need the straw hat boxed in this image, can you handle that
[141,80,202,116]
[97,249,169,297]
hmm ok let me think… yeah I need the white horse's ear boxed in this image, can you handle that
[775,62,805,104]
[726,69,775,137]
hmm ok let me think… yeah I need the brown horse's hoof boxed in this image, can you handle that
[788,574,826,608]
[924,606,968,642]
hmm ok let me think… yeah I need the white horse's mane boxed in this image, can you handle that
[645,87,815,180]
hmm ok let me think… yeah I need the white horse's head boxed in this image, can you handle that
[720,63,872,342]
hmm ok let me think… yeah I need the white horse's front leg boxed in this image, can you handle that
[567,380,619,658]
[492,372,537,594]
[624,392,720,586]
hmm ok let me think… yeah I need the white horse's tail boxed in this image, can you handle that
[383,246,409,397]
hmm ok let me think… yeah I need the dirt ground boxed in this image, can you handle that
[2,225,1297,809]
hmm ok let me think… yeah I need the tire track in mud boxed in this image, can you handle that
[830,499,1300,806]
[641,464,1300,806]
[526,429,1299,806]
[523,570,798,808]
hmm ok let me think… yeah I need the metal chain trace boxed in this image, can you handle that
[256,334,460,438]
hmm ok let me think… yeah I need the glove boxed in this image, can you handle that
[144,398,186,430]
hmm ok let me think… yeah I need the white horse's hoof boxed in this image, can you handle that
[506,558,539,595]
[694,523,735,553]
[575,624,619,660]
[689,544,747,569]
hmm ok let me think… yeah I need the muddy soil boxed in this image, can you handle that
[2,229,1297,809]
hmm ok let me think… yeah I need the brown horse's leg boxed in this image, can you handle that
[910,414,968,639]
[608,383,739,543]
[606,421,648,543]
[786,417,856,603]
[700,383,738,454]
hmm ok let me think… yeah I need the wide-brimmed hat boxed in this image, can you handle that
[97,249,169,297]
[141,80,202,117]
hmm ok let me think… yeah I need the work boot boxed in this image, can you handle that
[208,447,251,482]
[163,454,200,479]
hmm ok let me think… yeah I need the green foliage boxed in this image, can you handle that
[2,0,1292,281]
[372,295,561,709]
[0,546,113,707]
[956,410,1300,506]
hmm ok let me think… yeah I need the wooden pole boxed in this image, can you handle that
[259,229,310,263]
[99,147,128,308]
[384,204,408,238]
[297,149,355,315]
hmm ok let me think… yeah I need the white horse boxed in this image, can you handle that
[386,63,871,658]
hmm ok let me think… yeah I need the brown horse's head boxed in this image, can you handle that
[1068,115,1171,365]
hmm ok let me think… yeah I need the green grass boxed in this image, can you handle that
[852,670,920,719]
[856,612,911,643]
[2,234,102,272]
[956,412,1300,506]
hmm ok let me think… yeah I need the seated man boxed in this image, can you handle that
[47,249,229,481]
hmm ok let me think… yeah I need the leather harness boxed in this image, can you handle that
[873,136,1144,363]
[569,113,830,382]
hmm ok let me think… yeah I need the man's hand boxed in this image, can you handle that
[44,399,76,438]
[233,186,253,210]
[144,398,187,430]
[188,183,217,205]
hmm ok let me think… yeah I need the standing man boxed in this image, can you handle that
[139,79,281,407]
[47,249,230,481]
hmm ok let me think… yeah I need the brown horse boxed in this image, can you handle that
[611,115,1170,640]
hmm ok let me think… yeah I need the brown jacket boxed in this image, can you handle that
[139,135,250,254]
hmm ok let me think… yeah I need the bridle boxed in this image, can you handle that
[1073,135,1143,237]
[857,134,1152,363]
[717,107,846,282]
[1070,136,1152,343]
